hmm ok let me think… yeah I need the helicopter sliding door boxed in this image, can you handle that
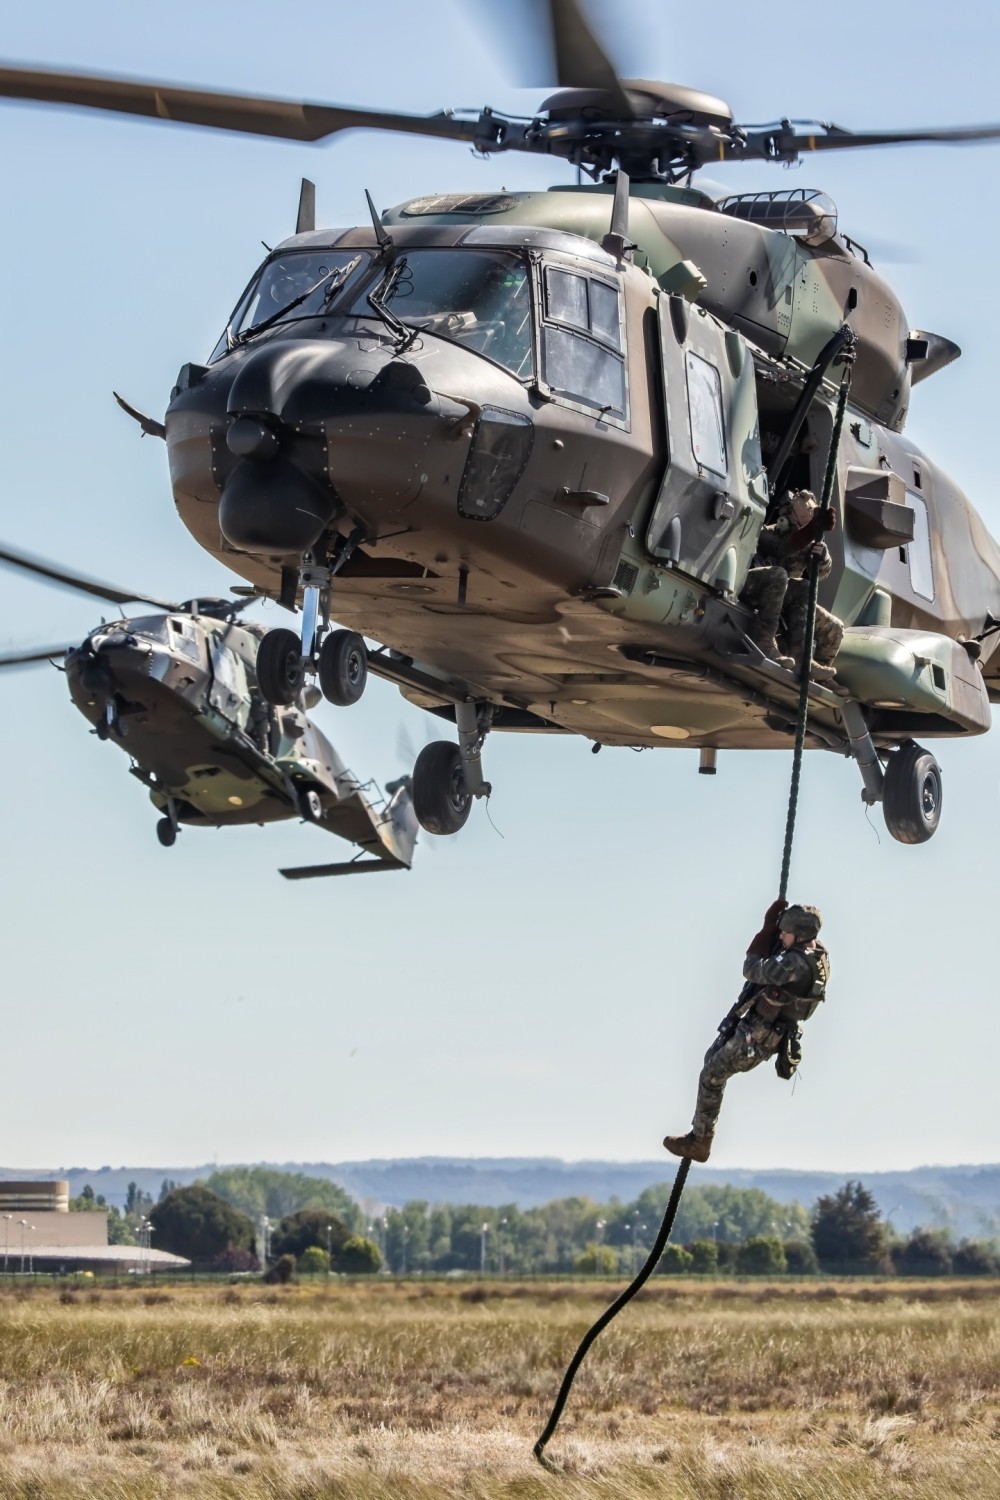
[645,297,767,595]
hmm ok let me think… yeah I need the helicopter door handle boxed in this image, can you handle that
[562,487,610,508]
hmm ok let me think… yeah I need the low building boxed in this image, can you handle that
[0,1180,189,1273]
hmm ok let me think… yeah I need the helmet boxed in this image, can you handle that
[778,903,822,940]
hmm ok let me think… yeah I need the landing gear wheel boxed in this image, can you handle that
[412,740,471,836]
[156,817,177,848]
[298,787,323,823]
[318,629,368,706]
[882,740,942,844]
[256,628,305,706]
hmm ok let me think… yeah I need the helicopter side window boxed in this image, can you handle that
[168,616,201,663]
[541,266,626,418]
[685,352,727,479]
[544,269,623,352]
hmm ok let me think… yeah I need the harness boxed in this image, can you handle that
[752,942,829,1026]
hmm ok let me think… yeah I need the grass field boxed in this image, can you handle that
[0,1277,998,1498]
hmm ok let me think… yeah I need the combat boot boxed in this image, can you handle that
[663,1131,713,1163]
[748,629,793,670]
[789,653,836,682]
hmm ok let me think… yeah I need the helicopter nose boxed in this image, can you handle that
[217,342,346,554]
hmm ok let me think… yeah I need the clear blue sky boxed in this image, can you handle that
[1,0,998,1176]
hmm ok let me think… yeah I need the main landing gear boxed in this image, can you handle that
[156,797,181,848]
[842,703,943,844]
[255,540,369,710]
[882,740,942,844]
[412,702,493,837]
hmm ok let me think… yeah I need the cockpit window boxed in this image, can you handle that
[210,251,370,361]
[350,250,533,379]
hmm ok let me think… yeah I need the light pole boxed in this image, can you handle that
[400,1223,409,1276]
[260,1216,271,1269]
[497,1218,507,1277]
[18,1221,28,1275]
[712,1220,720,1243]
[480,1223,489,1275]
[325,1223,332,1276]
[594,1220,606,1274]
[624,1221,646,1276]
[2,1214,11,1273]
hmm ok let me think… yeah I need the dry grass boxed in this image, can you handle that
[0,1277,997,1497]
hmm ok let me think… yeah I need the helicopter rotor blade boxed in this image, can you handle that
[737,120,1000,164]
[0,541,179,612]
[544,0,634,114]
[0,63,483,147]
[0,643,73,669]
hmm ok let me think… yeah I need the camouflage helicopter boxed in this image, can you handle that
[0,543,418,879]
[5,0,1000,846]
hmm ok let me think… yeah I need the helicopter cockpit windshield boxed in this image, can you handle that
[210,250,370,360]
[350,250,533,380]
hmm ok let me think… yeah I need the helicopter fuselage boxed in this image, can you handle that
[64,611,416,866]
[163,189,1000,762]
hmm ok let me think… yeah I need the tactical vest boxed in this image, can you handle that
[754,943,829,1025]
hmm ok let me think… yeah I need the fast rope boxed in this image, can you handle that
[777,331,855,902]
[533,330,856,1471]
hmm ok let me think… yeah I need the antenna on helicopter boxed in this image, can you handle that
[296,177,316,234]
[365,189,392,251]
[601,169,632,263]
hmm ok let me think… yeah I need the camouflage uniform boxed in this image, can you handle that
[740,564,789,647]
[753,496,844,668]
[691,946,823,1139]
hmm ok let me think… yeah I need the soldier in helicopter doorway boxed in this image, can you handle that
[663,902,829,1163]
[740,489,844,681]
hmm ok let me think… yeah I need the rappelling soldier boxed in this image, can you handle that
[740,489,844,680]
[663,901,829,1163]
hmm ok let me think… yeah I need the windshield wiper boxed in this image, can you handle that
[366,258,418,352]
[233,256,362,348]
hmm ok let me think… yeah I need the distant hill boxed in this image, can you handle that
[4,1158,998,1238]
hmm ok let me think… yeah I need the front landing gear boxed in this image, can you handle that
[256,538,369,709]
[412,702,494,837]
[318,629,367,706]
[256,628,305,706]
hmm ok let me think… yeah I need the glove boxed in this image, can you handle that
[747,898,787,957]
[789,509,837,551]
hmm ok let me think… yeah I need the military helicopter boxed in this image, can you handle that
[0,543,418,879]
[5,0,1000,846]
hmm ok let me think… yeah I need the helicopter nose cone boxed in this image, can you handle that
[218,456,338,554]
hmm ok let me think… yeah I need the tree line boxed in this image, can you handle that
[69,1169,999,1277]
